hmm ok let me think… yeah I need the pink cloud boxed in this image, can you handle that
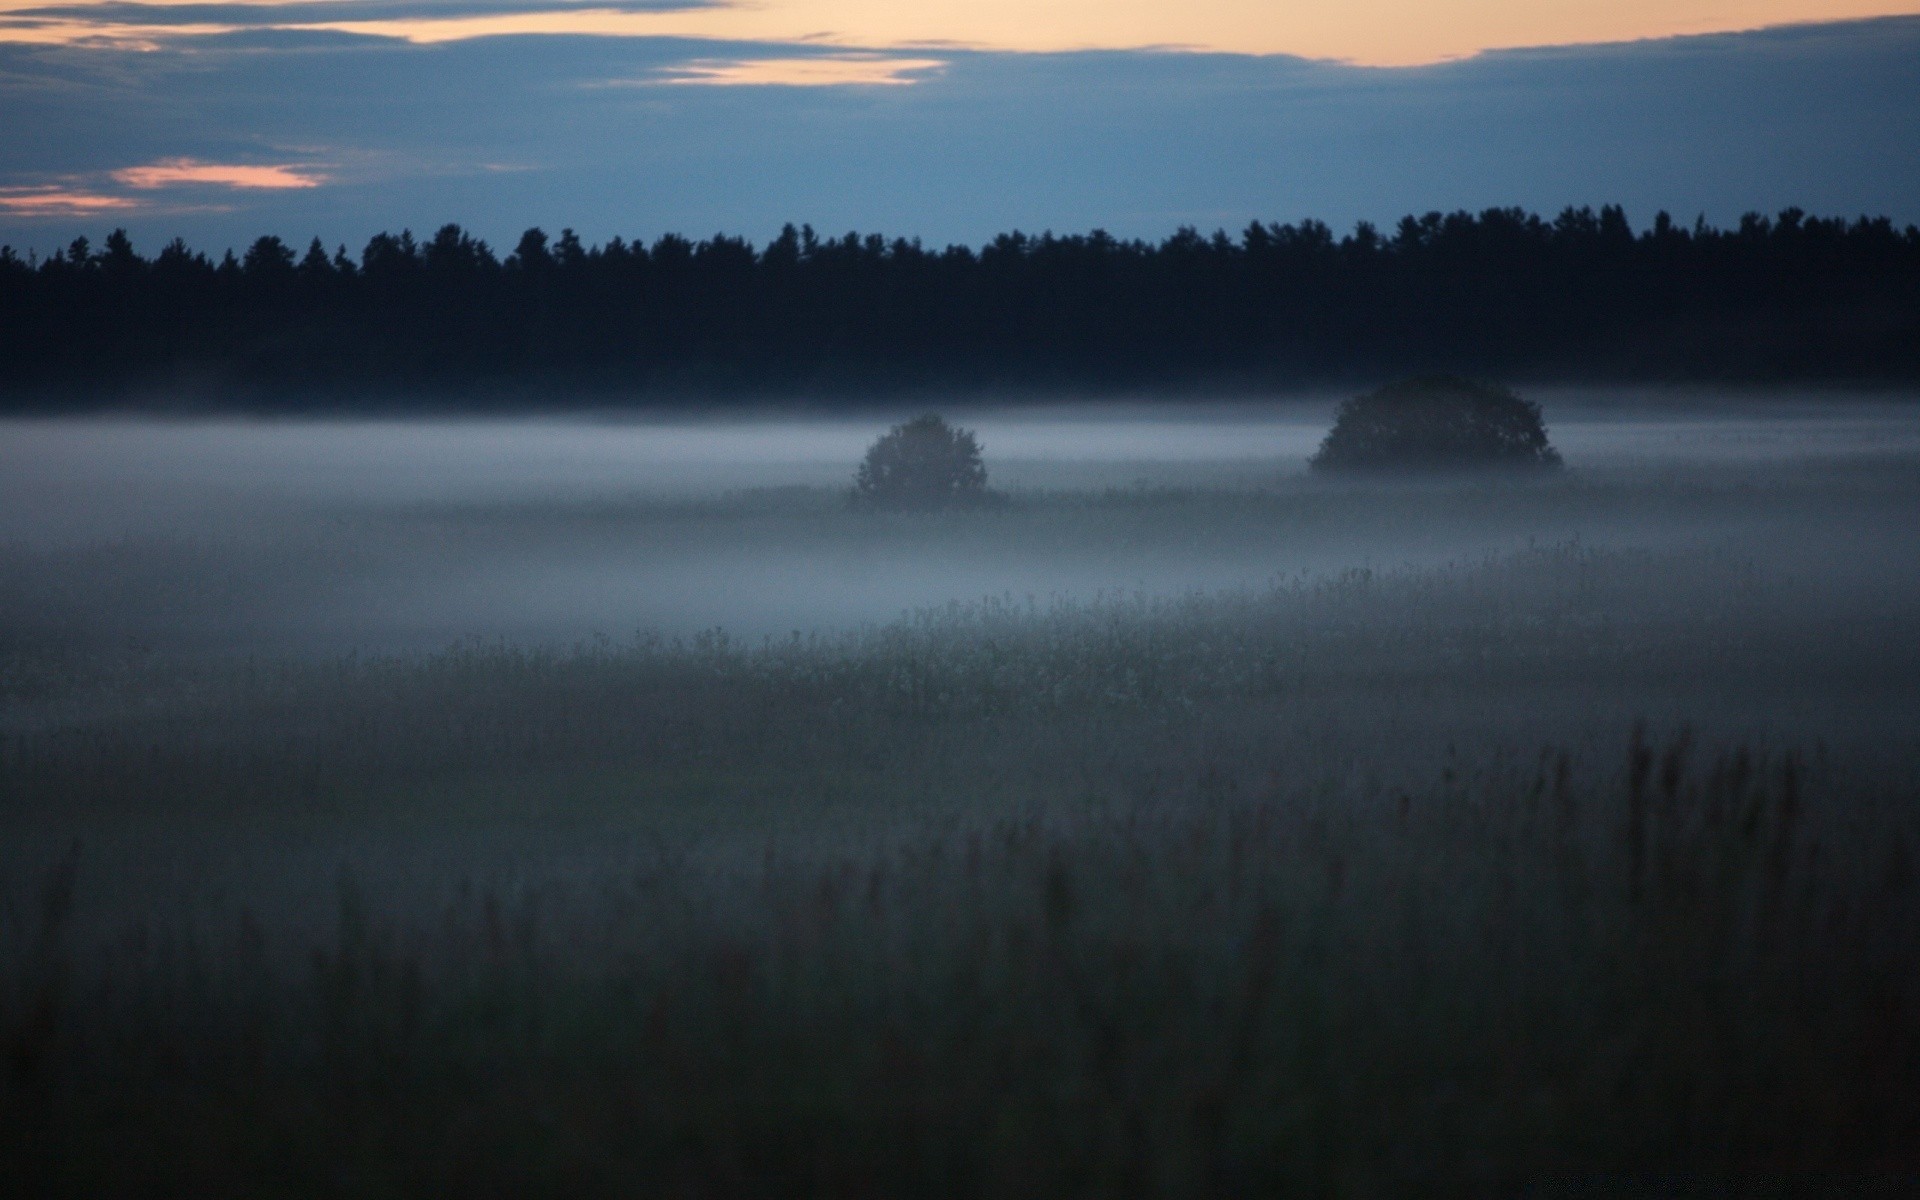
[647,54,948,87]
[111,159,326,190]
[0,188,140,217]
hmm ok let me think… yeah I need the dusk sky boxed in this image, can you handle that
[3,1,1918,254]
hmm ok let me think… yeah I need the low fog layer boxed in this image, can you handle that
[8,394,1920,1196]
[3,393,1918,654]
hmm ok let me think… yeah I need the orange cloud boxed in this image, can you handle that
[648,54,945,86]
[0,14,231,49]
[119,1,1920,66]
[111,159,325,189]
[3,1,1919,64]
[0,187,139,216]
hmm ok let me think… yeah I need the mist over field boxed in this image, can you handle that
[4,390,1919,1193]
[5,392,1919,653]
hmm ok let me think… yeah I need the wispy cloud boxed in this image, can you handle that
[6,1,1920,65]
[112,158,326,189]
[0,0,711,48]
[0,187,140,216]
[645,53,946,86]
[0,158,325,219]
[0,15,231,47]
[8,1,711,28]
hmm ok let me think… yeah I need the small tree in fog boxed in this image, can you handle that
[1310,376,1562,472]
[853,414,989,509]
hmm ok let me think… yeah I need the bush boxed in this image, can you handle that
[852,414,989,508]
[1310,376,1563,472]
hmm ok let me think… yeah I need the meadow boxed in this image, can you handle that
[2,398,1918,1195]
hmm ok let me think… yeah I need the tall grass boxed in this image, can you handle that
[3,738,1914,1194]
[2,541,1917,1194]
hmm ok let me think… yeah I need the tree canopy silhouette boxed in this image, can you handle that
[1311,377,1563,472]
[2,205,1916,407]
[853,415,989,509]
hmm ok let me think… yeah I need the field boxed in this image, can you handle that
[3,397,1919,1195]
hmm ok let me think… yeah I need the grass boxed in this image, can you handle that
[2,467,1919,1195]
[4,730,1914,1195]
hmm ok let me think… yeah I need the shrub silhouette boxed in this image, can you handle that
[853,414,989,509]
[1310,376,1562,472]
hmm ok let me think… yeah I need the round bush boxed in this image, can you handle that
[853,414,990,509]
[1310,376,1563,472]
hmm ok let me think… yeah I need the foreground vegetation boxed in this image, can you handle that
[4,534,1917,1195]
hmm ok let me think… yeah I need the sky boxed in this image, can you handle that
[2,2,1918,254]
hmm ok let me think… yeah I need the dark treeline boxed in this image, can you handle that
[4,206,1918,406]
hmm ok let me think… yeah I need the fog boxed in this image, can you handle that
[7,392,1920,1195]
[4,392,1918,655]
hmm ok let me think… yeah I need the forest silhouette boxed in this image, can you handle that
[3,206,1916,406]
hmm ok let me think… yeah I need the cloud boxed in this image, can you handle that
[7,0,1920,65]
[640,53,946,87]
[0,158,326,223]
[112,158,326,188]
[0,1,715,49]
[1,16,1916,252]
[0,186,139,216]
[9,1,712,27]
[0,15,233,48]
